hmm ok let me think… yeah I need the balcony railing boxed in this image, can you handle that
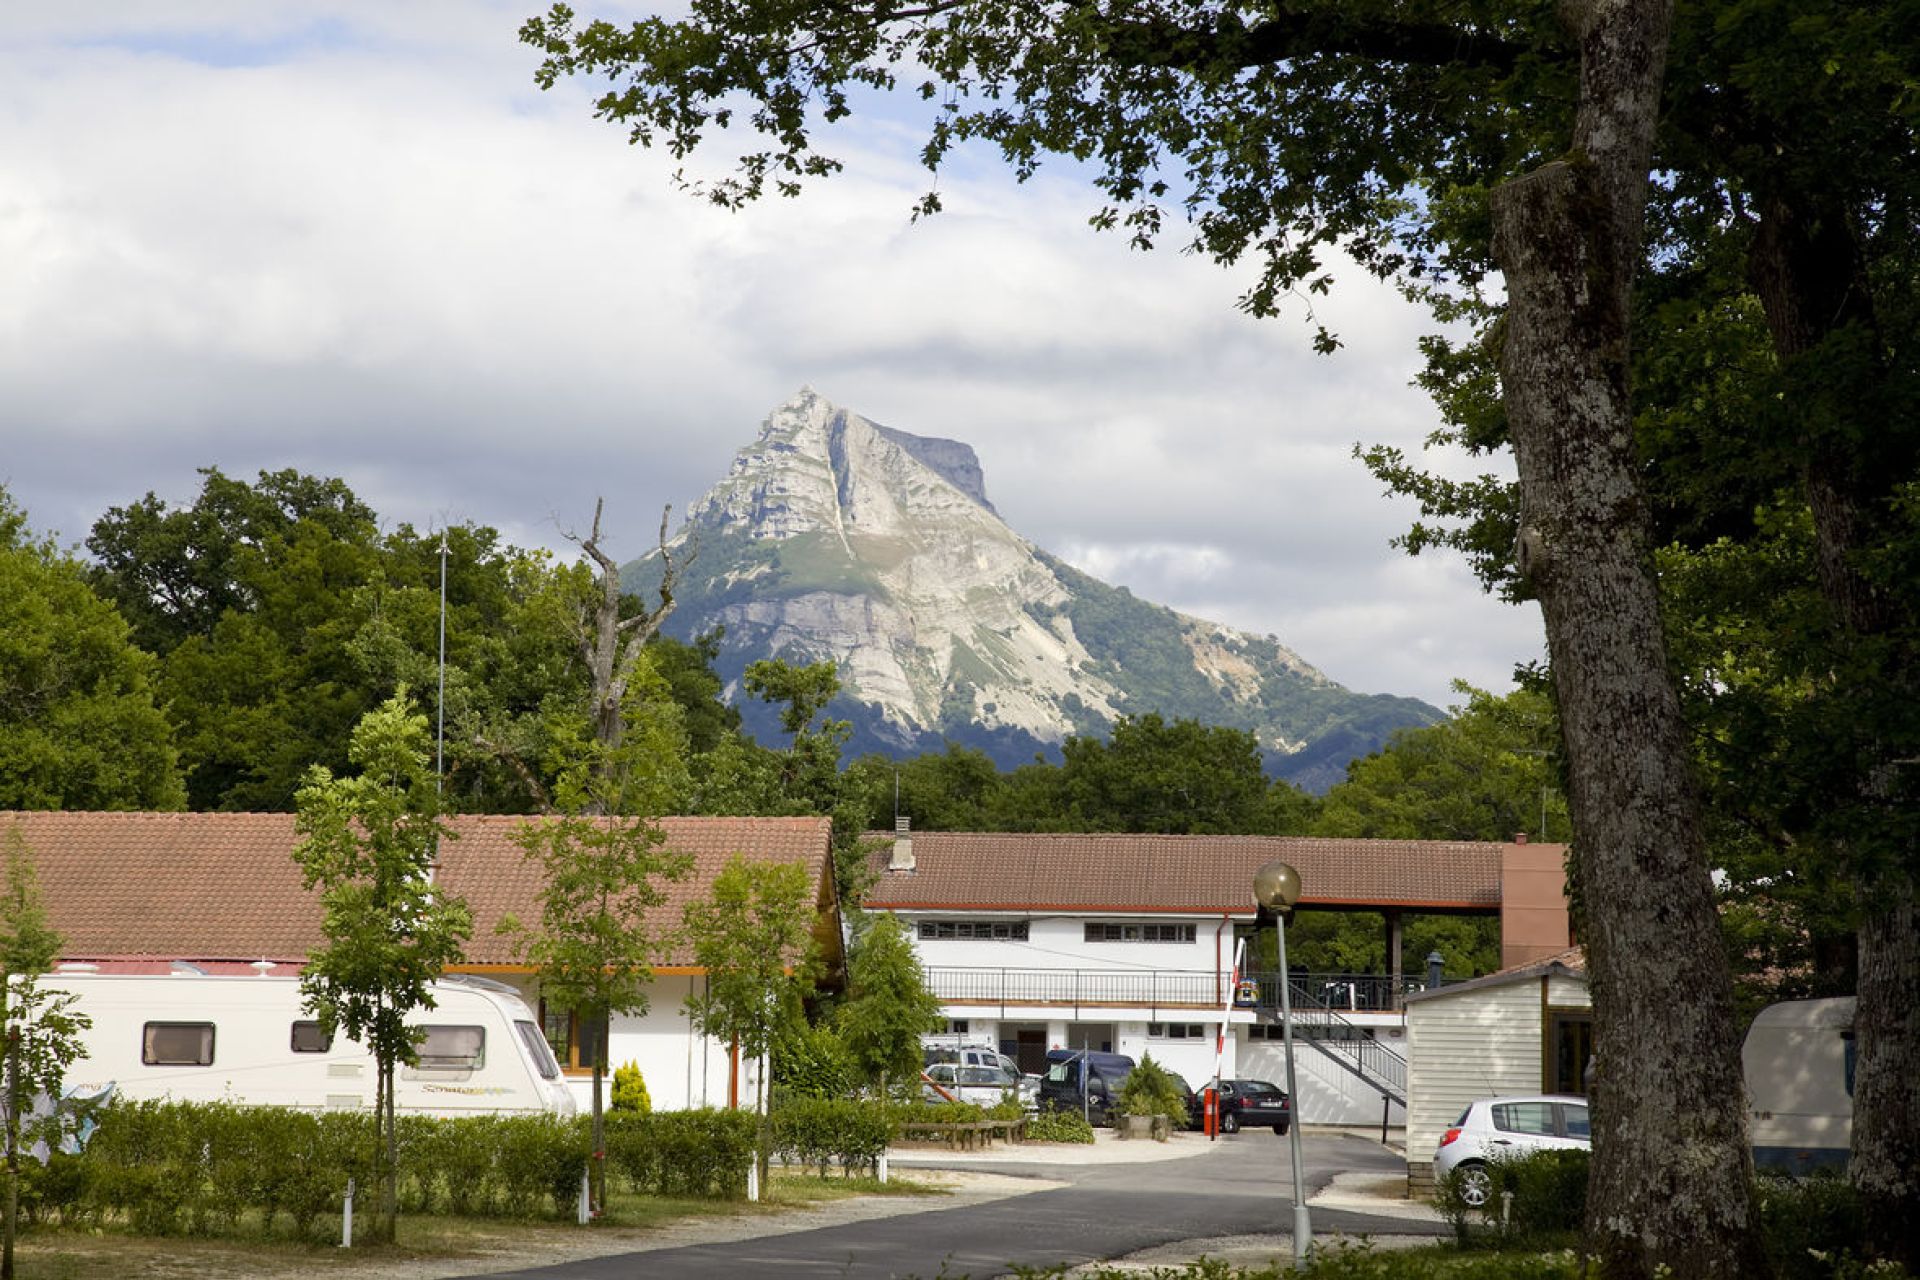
[923,967,1426,1014]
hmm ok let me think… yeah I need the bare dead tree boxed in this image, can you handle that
[566,500,693,810]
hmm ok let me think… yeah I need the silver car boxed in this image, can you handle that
[921,1060,1038,1110]
[1432,1094,1591,1207]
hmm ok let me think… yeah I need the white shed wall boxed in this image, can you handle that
[1405,979,1545,1167]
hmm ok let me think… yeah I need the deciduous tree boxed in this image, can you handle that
[521,2,1758,1267]
[0,490,183,811]
[293,693,472,1244]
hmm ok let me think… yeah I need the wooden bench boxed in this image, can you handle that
[894,1118,1027,1150]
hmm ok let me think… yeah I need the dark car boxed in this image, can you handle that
[1192,1078,1292,1134]
[1036,1049,1134,1126]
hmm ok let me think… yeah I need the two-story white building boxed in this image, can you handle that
[863,824,1571,1126]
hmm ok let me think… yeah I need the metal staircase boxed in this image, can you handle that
[1252,975,1407,1108]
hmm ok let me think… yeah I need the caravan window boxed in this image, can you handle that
[415,1025,485,1070]
[290,1021,333,1053]
[515,1021,562,1081]
[144,1022,215,1066]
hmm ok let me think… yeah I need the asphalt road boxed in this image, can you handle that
[472,1132,1428,1280]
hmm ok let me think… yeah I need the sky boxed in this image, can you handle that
[0,2,1544,712]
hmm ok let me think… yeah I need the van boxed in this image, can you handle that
[49,970,575,1117]
[1744,996,1853,1173]
[1037,1049,1134,1125]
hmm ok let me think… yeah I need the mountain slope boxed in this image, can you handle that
[625,389,1442,791]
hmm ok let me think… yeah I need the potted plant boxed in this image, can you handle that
[1116,1054,1187,1141]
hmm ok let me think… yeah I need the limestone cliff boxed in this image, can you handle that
[625,388,1441,790]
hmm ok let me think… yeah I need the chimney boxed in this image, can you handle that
[1514,831,1529,844]
[889,816,914,872]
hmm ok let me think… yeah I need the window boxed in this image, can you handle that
[290,1021,332,1053]
[144,1022,215,1066]
[918,920,1029,941]
[540,1001,608,1073]
[414,1025,485,1070]
[1562,1102,1590,1139]
[946,1020,970,1035]
[515,1021,563,1081]
[1548,1011,1594,1095]
[1148,1023,1206,1040]
[1083,923,1196,944]
[1492,1100,1557,1136]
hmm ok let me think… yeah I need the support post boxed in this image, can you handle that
[340,1177,355,1249]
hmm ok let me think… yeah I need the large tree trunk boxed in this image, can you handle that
[1489,1,1760,1274]
[1750,192,1920,1262]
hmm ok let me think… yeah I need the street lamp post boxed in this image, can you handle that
[1253,860,1312,1270]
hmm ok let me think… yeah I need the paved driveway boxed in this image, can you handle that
[470,1131,1437,1279]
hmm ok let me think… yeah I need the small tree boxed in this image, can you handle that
[293,693,472,1245]
[835,914,943,1098]
[684,856,820,1113]
[0,831,87,1280]
[504,672,690,1214]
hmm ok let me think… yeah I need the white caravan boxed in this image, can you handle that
[49,970,575,1117]
[1744,995,1853,1174]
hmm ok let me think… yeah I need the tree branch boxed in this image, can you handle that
[1101,6,1541,77]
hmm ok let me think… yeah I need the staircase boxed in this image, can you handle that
[1253,975,1407,1108]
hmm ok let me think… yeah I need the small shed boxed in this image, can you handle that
[1402,947,1590,1190]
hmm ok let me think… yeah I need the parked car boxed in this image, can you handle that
[921,1060,1038,1110]
[1036,1049,1134,1125]
[1192,1078,1292,1134]
[1432,1095,1592,1207]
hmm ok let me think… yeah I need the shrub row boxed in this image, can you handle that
[769,1098,892,1177]
[27,1098,759,1240]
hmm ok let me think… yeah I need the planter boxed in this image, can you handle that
[1116,1114,1174,1142]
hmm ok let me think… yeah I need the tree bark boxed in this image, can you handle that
[1489,0,1761,1274]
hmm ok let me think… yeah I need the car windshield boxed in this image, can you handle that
[1241,1081,1282,1097]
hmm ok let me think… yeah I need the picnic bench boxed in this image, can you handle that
[894,1118,1027,1151]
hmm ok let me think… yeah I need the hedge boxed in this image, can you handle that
[30,1098,760,1241]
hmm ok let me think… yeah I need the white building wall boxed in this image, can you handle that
[903,912,1235,971]
[493,974,742,1113]
[1405,978,1546,1169]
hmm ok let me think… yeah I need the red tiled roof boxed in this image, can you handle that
[1,811,834,970]
[861,832,1518,913]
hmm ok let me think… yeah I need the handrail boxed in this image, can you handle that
[1252,974,1407,1103]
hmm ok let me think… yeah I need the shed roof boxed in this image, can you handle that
[1403,945,1587,1005]
[863,831,1520,914]
[1,810,835,970]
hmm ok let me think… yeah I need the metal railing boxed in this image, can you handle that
[1253,974,1408,1104]
[1240,971,1427,1013]
[924,967,1223,1012]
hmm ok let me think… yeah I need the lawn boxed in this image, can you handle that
[9,1170,947,1280]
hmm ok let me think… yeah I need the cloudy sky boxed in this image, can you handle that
[0,2,1543,711]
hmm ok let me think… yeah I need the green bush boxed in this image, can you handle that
[772,1020,855,1099]
[603,1109,757,1199]
[770,1098,891,1177]
[1434,1149,1586,1248]
[1119,1053,1189,1120]
[1755,1173,1884,1280]
[611,1062,652,1114]
[1025,1108,1096,1143]
[495,1115,590,1216]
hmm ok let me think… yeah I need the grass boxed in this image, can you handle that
[6,1171,948,1279]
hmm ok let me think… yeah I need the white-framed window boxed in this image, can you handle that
[1084,922,1196,944]
[1148,1022,1207,1040]
[918,920,1029,941]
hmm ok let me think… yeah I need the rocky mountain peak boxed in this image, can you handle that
[632,393,1442,790]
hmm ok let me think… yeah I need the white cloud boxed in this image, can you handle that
[0,2,1543,711]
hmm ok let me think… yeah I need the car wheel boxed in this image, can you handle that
[1454,1161,1492,1209]
[1272,1123,1289,1137]
[1221,1112,1240,1134]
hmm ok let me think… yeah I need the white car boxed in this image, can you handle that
[1432,1094,1591,1207]
[921,1061,1038,1110]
